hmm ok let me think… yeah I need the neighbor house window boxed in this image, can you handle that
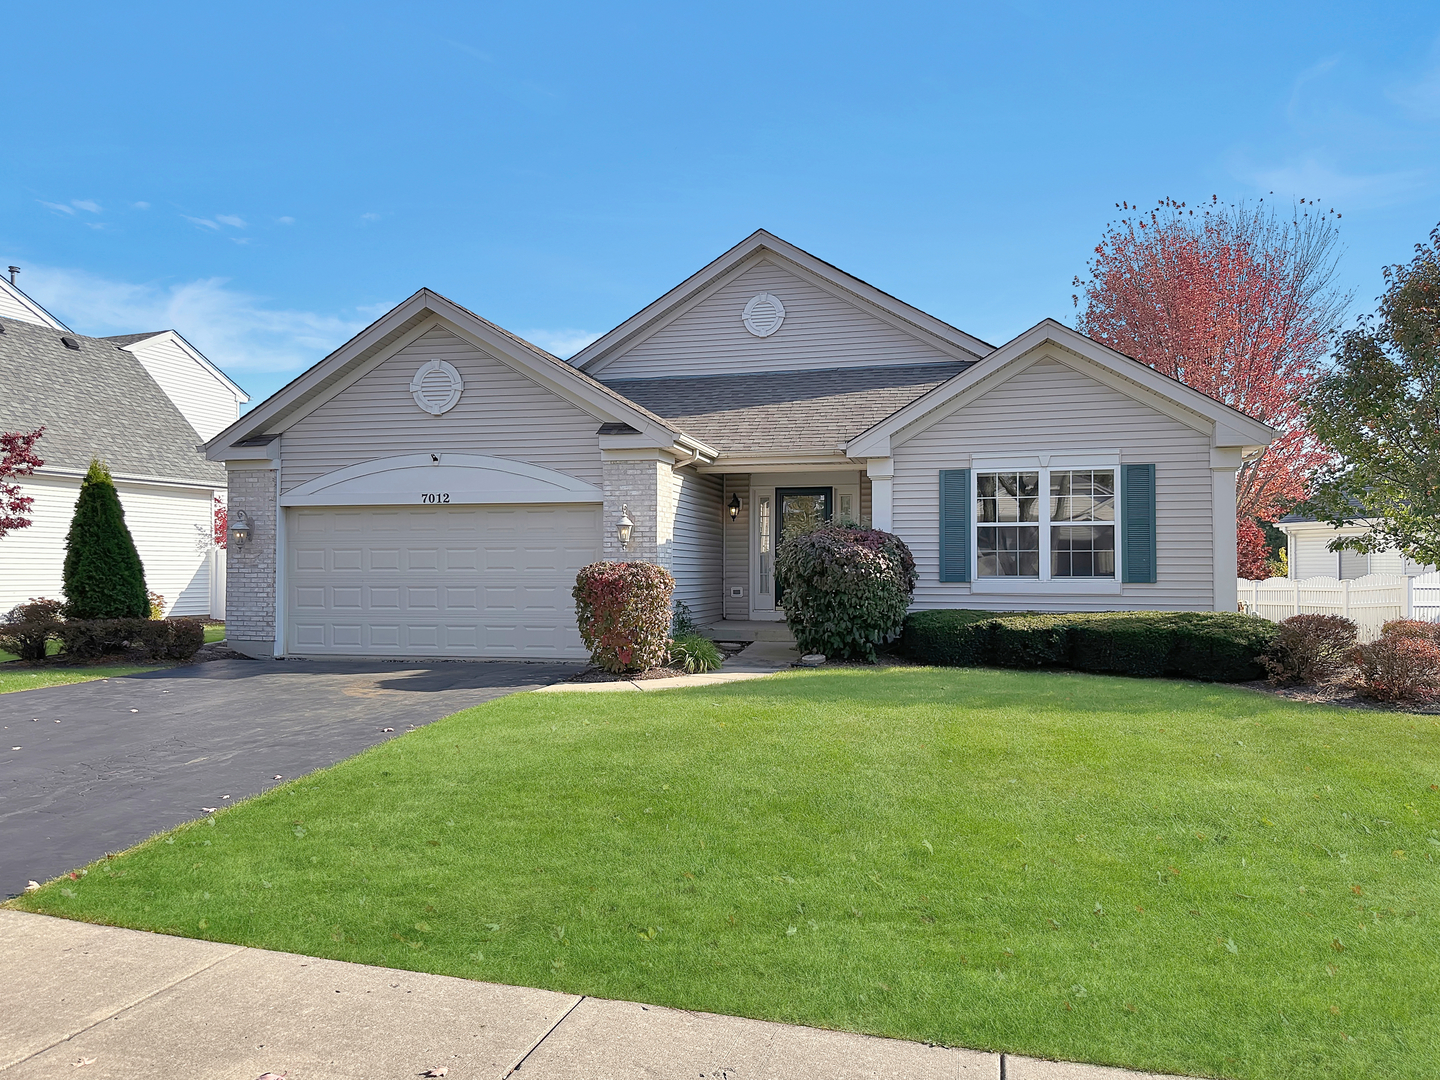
[976,471,1040,577]
[1050,469,1115,577]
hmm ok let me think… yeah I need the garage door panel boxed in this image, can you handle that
[286,504,599,658]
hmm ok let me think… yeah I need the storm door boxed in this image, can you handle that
[774,487,833,604]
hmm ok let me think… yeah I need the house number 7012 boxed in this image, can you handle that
[419,493,451,504]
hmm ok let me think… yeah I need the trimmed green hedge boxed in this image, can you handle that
[903,609,1279,682]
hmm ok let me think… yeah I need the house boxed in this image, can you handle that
[1276,512,1433,580]
[204,231,1276,660]
[0,272,247,616]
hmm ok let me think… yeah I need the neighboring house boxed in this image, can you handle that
[205,230,1276,660]
[0,272,247,616]
[1276,513,1433,580]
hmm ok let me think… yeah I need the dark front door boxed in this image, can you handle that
[775,487,833,603]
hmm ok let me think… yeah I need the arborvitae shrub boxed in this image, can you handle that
[63,460,149,619]
[573,561,675,673]
[775,524,917,661]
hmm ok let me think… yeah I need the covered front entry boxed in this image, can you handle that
[285,503,600,658]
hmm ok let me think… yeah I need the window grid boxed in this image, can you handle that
[973,467,1118,580]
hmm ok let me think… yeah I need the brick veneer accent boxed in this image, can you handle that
[225,465,277,655]
[602,453,676,569]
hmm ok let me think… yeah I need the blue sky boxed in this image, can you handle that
[6,1,1440,405]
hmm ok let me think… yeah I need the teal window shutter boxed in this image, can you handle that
[939,469,971,582]
[1121,463,1157,583]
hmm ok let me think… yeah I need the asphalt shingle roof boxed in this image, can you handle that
[0,319,224,486]
[604,362,972,453]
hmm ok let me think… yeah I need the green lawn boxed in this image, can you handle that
[10,668,1439,1079]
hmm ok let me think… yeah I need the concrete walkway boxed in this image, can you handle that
[0,910,1188,1079]
[533,640,799,693]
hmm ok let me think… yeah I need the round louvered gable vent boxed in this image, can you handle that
[410,359,464,415]
[741,292,785,337]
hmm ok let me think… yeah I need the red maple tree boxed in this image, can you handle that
[213,497,227,550]
[1074,197,1347,526]
[0,427,45,539]
[1236,518,1272,580]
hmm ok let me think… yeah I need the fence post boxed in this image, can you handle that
[1292,579,1300,618]
[1405,575,1414,620]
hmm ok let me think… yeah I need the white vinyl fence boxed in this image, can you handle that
[1237,572,1440,641]
[207,547,226,621]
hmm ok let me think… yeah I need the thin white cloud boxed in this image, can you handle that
[40,201,77,215]
[72,200,102,214]
[184,215,222,231]
[215,214,246,228]
[21,264,380,376]
[277,216,295,225]
[1246,157,1429,208]
[520,328,602,359]
[360,212,382,222]
[132,201,151,210]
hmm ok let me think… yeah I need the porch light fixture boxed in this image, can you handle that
[728,494,742,521]
[617,505,634,550]
[228,510,251,550]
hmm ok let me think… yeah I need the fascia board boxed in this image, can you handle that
[205,290,435,456]
[35,464,219,491]
[575,230,992,374]
[125,330,250,402]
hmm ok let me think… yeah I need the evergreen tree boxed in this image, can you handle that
[63,459,149,619]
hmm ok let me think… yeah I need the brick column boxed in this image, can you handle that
[225,465,277,657]
[601,452,670,564]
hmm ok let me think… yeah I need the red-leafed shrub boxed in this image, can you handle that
[1261,614,1358,684]
[55,617,205,663]
[776,524,918,661]
[0,598,65,661]
[573,561,675,673]
[1349,619,1440,703]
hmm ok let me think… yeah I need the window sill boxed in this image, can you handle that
[970,577,1123,595]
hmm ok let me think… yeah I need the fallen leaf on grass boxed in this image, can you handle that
[24,881,39,892]
[420,1069,448,1078]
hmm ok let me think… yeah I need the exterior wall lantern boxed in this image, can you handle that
[728,494,742,521]
[229,510,252,550]
[616,505,634,550]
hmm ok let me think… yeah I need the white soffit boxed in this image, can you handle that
[280,453,603,507]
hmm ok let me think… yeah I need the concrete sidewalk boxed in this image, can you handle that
[0,910,1189,1079]
[533,640,798,693]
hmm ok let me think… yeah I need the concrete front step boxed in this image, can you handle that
[702,620,796,645]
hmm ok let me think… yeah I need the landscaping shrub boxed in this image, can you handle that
[56,617,205,663]
[0,598,65,661]
[671,599,699,638]
[776,524,917,661]
[1261,614,1358,684]
[1349,619,1440,703]
[903,609,1278,682]
[669,632,723,673]
[148,591,166,619]
[573,561,675,673]
[63,459,149,619]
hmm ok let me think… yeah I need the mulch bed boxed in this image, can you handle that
[1237,670,1440,714]
[568,666,689,682]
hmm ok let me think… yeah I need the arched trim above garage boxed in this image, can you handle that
[278,453,603,507]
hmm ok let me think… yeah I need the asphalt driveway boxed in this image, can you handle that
[0,657,580,898]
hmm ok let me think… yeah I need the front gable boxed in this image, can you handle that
[590,254,965,379]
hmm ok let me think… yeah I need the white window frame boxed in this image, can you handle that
[969,455,1124,594]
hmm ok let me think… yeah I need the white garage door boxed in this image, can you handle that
[285,504,600,658]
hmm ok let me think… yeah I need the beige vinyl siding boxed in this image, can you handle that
[281,326,603,492]
[1291,533,1338,579]
[124,335,242,441]
[722,474,750,619]
[894,356,1216,612]
[0,474,216,616]
[597,258,955,380]
[669,470,722,626]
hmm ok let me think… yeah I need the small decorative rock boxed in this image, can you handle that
[799,653,827,667]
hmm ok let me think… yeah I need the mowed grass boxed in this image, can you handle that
[0,623,226,692]
[11,668,1440,1079]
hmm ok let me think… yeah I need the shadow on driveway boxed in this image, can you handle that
[0,657,581,898]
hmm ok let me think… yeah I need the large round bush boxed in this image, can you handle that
[776,524,917,661]
[573,561,675,673]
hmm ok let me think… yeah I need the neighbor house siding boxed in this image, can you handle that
[596,258,957,380]
[893,356,1216,612]
[0,473,216,616]
[722,474,750,619]
[124,335,242,441]
[280,326,604,492]
[669,469,722,626]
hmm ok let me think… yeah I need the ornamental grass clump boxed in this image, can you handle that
[573,561,675,673]
[776,524,917,661]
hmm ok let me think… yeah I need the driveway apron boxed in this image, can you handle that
[0,657,579,898]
